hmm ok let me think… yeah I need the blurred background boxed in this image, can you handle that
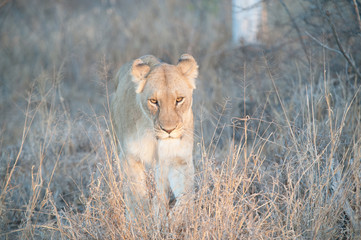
[1,0,360,144]
[0,0,360,239]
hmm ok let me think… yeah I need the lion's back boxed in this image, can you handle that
[110,62,144,145]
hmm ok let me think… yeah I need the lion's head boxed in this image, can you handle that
[130,54,198,140]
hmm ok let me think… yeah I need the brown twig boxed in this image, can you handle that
[352,0,361,32]
[0,0,11,9]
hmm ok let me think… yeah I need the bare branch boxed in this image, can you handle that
[305,31,342,55]
[278,0,310,64]
[324,10,361,79]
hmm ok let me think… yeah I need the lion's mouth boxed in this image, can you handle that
[157,134,182,140]
[156,130,182,140]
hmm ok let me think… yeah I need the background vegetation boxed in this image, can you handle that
[0,0,360,239]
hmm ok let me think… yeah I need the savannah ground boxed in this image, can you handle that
[1,0,361,239]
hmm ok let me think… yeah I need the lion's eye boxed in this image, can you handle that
[176,97,184,103]
[149,99,158,104]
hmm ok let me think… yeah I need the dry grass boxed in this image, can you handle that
[1,0,361,239]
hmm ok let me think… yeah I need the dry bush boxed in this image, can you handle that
[1,0,360,239]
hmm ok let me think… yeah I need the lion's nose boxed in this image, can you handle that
[161,126,176,134]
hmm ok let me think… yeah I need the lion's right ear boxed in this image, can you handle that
[131,58,151,93]
[177,54,198,89]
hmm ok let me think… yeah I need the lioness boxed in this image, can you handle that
[110,54,198,218]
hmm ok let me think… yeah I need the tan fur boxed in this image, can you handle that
[110,54,198,219]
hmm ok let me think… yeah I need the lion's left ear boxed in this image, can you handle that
[131,58,151,93]
[177,54,198,89]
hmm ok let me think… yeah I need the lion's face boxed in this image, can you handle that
[131,54,198,140]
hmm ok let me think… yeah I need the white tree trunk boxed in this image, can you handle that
[232,0,262,45]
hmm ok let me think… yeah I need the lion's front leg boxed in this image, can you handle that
[123,156,150,220]
[153,163,170,226]
[168,157,194,209]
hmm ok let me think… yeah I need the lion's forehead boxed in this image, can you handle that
[148,89,190,103]
[147,64,188,88]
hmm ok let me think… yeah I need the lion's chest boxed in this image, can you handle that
[157,139,182,160]
[157,139,192,166]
